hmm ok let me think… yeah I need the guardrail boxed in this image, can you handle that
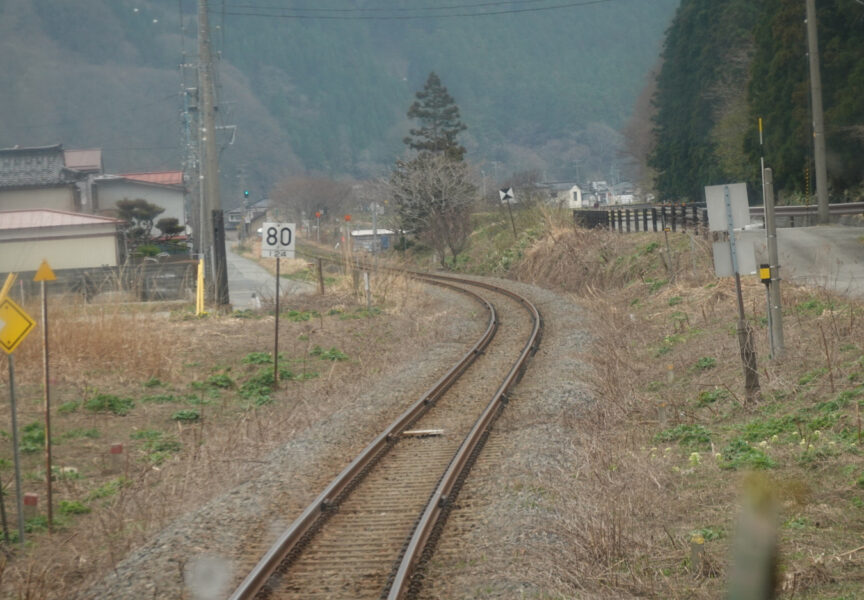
[576,201,864,232]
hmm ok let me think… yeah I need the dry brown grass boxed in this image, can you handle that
[0,263,447,599]
[508,222,864,598]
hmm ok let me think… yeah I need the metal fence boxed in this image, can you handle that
[576,202,864,232]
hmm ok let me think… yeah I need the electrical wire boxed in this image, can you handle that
[216,0,620,20]
[223,0,553,12]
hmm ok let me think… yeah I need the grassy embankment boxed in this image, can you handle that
[468,204,864,598]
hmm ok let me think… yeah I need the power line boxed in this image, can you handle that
[216,0,619,20]
[223,0,553,12]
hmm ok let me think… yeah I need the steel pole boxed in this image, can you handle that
[764,168,785,358]
[8,356,25,543]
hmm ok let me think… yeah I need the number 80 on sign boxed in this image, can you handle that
[260,222,296,258]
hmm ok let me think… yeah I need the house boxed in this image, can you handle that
[225,198,270,232]
[93,171,187,234]
[350,229,395,252]
[0,209,122,273]
[0,144,92,213]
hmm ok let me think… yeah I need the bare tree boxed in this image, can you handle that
[389,153,476,267]
[270,175,353,223]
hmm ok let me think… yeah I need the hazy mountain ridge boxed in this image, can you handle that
[0,0,679,199]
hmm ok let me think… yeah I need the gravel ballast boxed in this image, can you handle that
[75,278,589,599]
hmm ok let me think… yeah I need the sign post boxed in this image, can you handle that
[1,274,37,543]
[34,260,56,532]
[261,223,295,383]
[706,183,760,403]
[499,187,517,238]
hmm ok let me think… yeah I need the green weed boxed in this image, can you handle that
[719,438,776,470]
[171,409,200,423]
[84,394,135,416]
[310,346,349,361]
[654,424,712,449]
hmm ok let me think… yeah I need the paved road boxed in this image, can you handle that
[225,242,314,310]
[743,225,864,299]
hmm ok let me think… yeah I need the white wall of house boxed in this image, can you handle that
[96,181,186,233]
[0,226,118,272]
[0,187,76,212]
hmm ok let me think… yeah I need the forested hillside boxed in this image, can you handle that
[0,0,678,199]
[649,0,864,202]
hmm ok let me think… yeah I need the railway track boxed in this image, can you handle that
[229,272,542,599]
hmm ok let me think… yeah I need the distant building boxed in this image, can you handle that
[0,209,122,273]
[94,171,187,235]
[350,228,395,251]
[0,144,92,213]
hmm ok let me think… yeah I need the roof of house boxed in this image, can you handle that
[0,144,84,188]
[0,209,121,230]
[63,148,103,173]
[119,171,184,186]
[351,229,396,237]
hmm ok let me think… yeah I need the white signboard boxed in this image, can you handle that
[260,222,296,258]
[705,183,755,277]
[705,183,750,232]
[499,187,514,204]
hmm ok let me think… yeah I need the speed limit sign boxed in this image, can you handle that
[261,222,296,258]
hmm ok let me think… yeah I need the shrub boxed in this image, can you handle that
[654,424,712,449]
[310,346,349,361]
[141,393,177,404]
[242,352,275,365]
[696,388,727,406]
[20,422,45,453]
[719,439,775,470]
[172,409,200,423]
[739,416,798,442]
[84,394,135,416]
[58,401,80,415]
[693,357,716,371]
[143,377,163,388]
[205,373,234,389]
[59,500,91,515]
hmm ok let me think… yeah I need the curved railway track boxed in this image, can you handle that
[229,271,542,599]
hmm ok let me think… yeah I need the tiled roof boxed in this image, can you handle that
[0,209,121,230]
[64,149,103,173]
[0,144,81,188]
[120,171,184,186]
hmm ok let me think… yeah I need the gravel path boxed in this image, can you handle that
[75,277,588,599]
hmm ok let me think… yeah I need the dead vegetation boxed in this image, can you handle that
[0,266,453,599]
[507,218,864,598]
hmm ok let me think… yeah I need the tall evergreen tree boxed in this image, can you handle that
[649,0,758,202]
[403,72,467,162]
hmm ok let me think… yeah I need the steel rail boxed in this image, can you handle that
[384,274,542,599]
[229,277,498,600]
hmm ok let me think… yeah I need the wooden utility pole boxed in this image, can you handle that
[805,0,830,224]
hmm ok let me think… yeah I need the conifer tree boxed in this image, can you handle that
[403,72,467,162]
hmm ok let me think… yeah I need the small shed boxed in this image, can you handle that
[0,209,122,273]
[350,229,395,252]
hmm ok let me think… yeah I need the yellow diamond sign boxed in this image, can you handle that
[0,297,36,354]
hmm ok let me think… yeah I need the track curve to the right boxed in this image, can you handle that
[231,273,541,600]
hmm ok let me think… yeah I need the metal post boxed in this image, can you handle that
[764,168,785,358]
[8,356,25,543]
[725,186,761,403]
[805,0,830,224]
[317,258,325,295]
[274,257,280,384]
[41,281,53,532]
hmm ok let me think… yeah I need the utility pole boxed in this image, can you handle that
[805,0,830,224]
[763,168,785,358]
[198,0,229,306]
